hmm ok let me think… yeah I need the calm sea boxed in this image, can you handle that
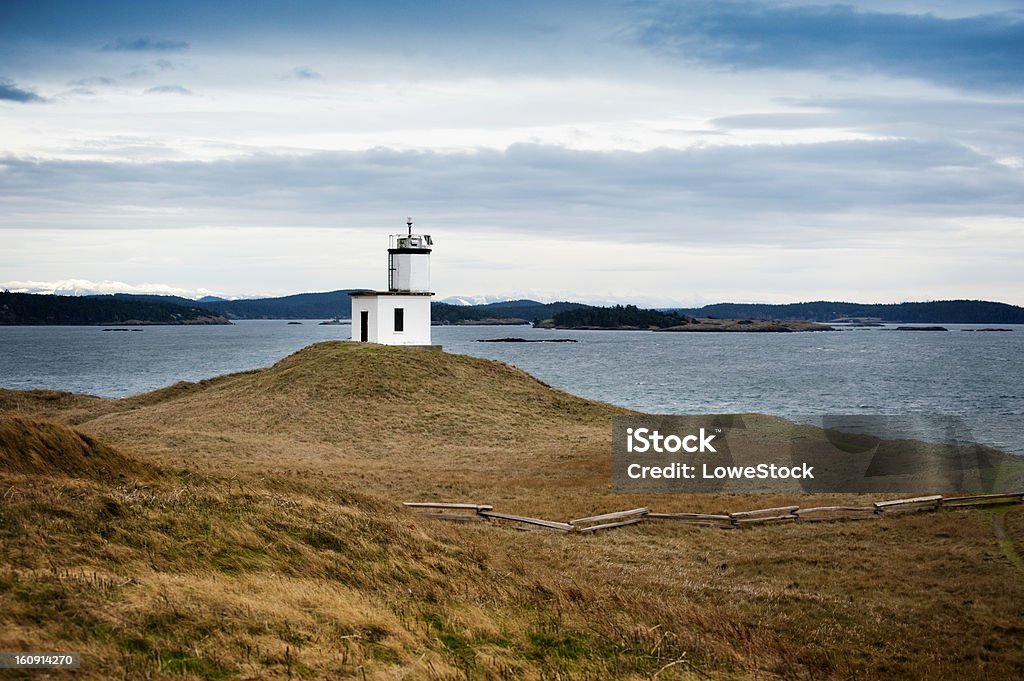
[1,321,1022,452]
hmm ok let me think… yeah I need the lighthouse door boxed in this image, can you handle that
[360,311,369,342]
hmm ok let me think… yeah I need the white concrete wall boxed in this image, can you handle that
[390,253,430,292]
[351,295,432,345]
[351,297,376,343]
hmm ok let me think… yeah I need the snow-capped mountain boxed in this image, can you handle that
[439,295,515,306]
[0,279,224,299]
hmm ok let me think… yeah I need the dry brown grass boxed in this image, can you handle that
[78,341,630,515]
[0,388,114,424]
[0,415,148,479]
[2,341,1023,679]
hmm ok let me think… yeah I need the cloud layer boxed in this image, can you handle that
[3,139,1019,241]
[101,37,189,52]
[636,2,1024,90]
[144,84,191,95]
[0,1,1022,302]
[0,77,43,102]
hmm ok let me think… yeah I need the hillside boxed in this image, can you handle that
[0,415,147,478]
[83,342,1019,503]
[470,299,591,319]
[3,343,1024,679]
[2,415,599,679]
[433,299,591,325]
[538,304,692,329]
[198,290,366,319]
[535,304,835,331]
[97,293,586,324]
[85,342,626,507]
[0,292,230,325]
[72,293,1024,325]
[671,300,1024,324]
[100,290,365,320]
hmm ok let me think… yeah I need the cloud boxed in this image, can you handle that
[2,135,1020,304]
[102,37,189,52]
[711,96,1024,134]
[1,141,1020,249]
[287,66,323,80]
[144,85,192,95]
[710,95,1024,161]
[67,76,116,87]
[635,2,1024,90]
[0,78,44,103]
[0,2,636,82]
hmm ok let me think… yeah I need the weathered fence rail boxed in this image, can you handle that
[729,506,800,526]
[646,512,731,525]
[403,502,493,524]
[404,502,494,511]
[404,492,1024,534]
[943,492,1024,508]
[569,508,649,526]
[795,506,876,522]
[874,495,942,513]
[476,510,574,532]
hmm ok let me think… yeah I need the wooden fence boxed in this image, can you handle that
[404,492,1024,533]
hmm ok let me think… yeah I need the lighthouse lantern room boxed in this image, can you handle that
[350,219,436,346]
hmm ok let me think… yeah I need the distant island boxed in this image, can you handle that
[667,300,1024,324]
[535,304,690,329]
[91,292,586,325]
[463,299,1024,327]
[0,292,229,325]
[657,318,833,333]
[93,290,365,321]
[432,300,589,326]
[535,305,832,332]
[4,291,1023,327]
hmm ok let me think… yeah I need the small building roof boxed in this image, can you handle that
[349,290,434,297]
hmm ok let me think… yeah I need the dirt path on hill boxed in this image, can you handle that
[992,508,1024,574]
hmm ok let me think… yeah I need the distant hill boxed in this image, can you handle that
[98,290,366,320]
[88,292,584,323]
[668,300,1024,324]
[431,302,489,324]
[539,304,692,329]
[66,292,1023,325]
[0,292,229,325]
[91,293,201,307]
[432,299,591,324]
[476,299,591,317]
[200,290,367,319]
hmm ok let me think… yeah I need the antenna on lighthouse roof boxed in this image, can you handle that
[407,217,413,237]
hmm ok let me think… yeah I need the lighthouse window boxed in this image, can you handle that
[394,307,405,332]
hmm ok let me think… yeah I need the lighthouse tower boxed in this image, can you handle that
[349,219,435,346]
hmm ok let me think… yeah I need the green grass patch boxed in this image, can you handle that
[155,649,232,679]
[527,630,587,662]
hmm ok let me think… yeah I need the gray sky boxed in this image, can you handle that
[2,0,1023,305]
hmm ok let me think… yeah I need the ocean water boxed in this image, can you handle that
[1,321,1021,452]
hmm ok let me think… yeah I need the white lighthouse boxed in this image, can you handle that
[349,219,435,346]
